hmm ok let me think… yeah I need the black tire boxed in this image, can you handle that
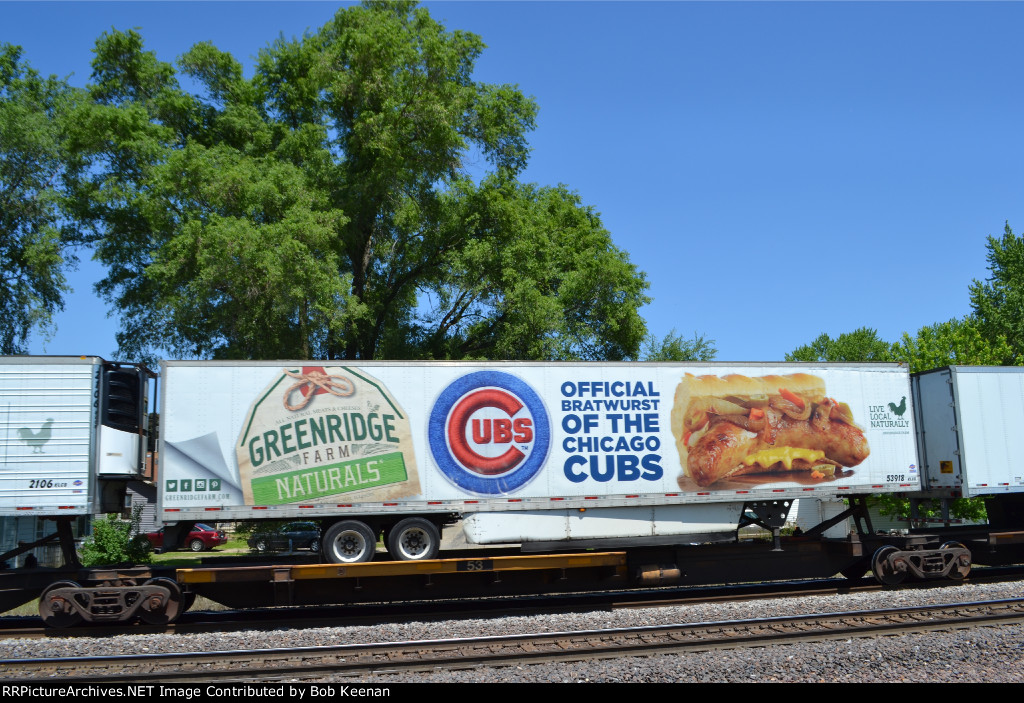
[386,517,440,561]
[323,521,376,563]
[309,537,321,554]
[253,538,268,553]
[189,539,206,553]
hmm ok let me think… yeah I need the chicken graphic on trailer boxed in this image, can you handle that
[17,419,54,453]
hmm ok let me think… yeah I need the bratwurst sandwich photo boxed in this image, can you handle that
[670,373,870,488]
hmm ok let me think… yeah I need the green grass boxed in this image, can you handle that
[149,537,251,566]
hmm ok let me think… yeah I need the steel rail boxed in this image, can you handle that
[5,597,1024,682]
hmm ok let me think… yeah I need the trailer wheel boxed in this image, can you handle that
[323,521,377,563]
[941,541,971,581]
[387,518,440,561]
[138,578,184,625]
[39,581,84,628]
[871,545,906,585]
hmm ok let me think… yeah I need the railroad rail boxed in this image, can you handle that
[6,598,1024,682]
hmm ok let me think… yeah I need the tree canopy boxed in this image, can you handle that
[0,44,82,353]
[640,328,717,362]
[785,327,893,364]
[893,317,1013,373]
[69,1,649,362]
[969,222,1024,364]
[787,222,1024,374]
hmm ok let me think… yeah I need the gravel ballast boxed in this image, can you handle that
[4,581,1024,682]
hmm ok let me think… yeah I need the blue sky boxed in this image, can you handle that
[6,1,1023,362]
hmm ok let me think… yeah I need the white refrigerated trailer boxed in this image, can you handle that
[155,360,920,563]
[0,356,153,566]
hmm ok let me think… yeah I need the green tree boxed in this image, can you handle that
[785,327,893,363]
[0,44,82,353]
[891,316,1015,373]
[969,222,1024,364]
[71,2,648,362]
[640,329,716,361]
[872,493,987,524]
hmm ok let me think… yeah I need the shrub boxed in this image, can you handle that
[79,504,152,566]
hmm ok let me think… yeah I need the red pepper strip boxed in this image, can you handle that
[683,430,692,446]
[749,407,765,420]
[778,387,805,410]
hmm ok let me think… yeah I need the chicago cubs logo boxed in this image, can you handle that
[429,371,550,495]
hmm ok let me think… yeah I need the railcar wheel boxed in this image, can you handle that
[941,541,971,581]
[387,518,441,561]
[138,578,184,625]
[871,545,906,585]
[323,520,376,563]
[38,581,84,628]
[189,539,206,552]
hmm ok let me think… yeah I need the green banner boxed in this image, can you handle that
[250,452,409,505]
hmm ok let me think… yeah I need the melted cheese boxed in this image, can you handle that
[741,446,825,470]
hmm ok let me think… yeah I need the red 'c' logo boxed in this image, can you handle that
[446,388,534,476]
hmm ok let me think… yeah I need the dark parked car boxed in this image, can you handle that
[248,521,321,553]
[146,523,227,552]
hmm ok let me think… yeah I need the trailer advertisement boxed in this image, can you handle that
[154,362,919,518]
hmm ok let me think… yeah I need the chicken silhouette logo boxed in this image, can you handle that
[869,397,911,430]
[18,418,54,453]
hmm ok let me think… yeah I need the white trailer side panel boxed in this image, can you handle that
[916,366,1024,497]
[158,361,920,523]
[0,357,101,515]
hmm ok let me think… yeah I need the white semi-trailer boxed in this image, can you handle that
[0,357,152,566]
[156,361,920,563]
[914,366,1024,498]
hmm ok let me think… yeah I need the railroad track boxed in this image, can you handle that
[5,598,1024,682]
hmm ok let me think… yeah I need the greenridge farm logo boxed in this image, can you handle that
[868,396,910,430]
[235,366,420,506]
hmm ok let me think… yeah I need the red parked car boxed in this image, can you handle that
[146,523,227,552]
